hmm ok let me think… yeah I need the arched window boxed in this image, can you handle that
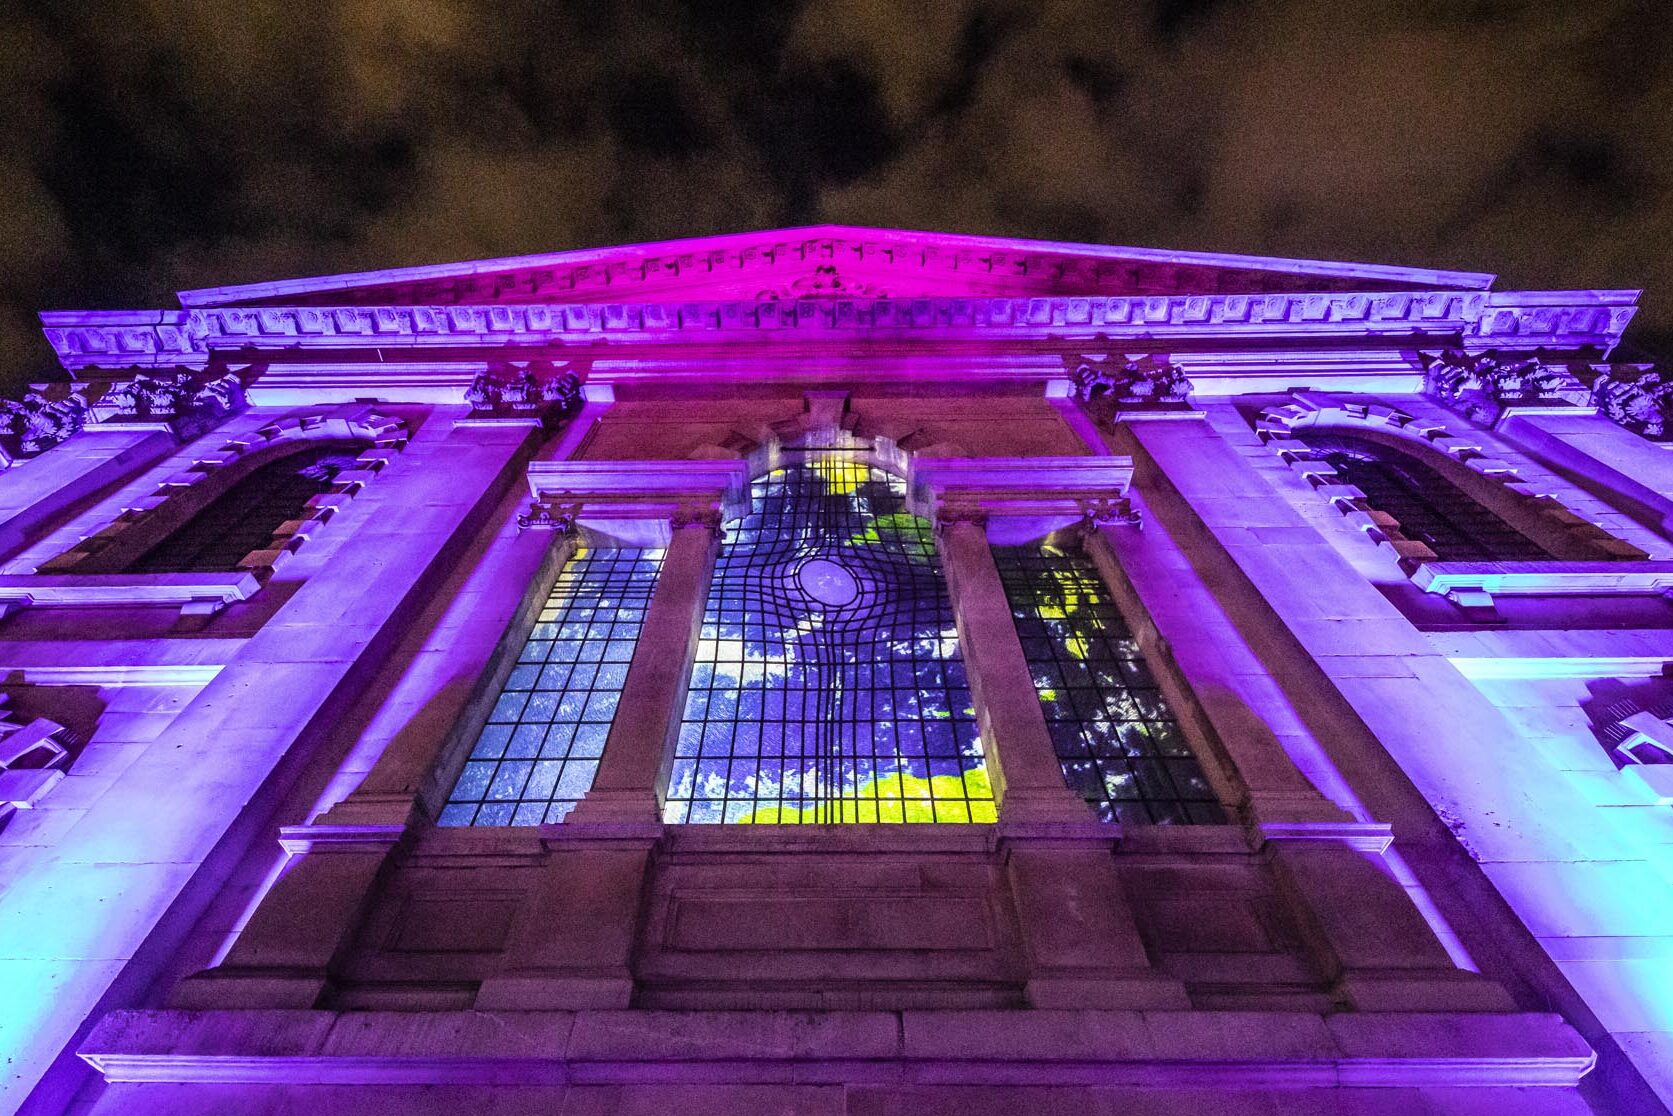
[1295,432,1551,562]
[127,443,368,573]
[440,547,663,826]
[664,456,995,824]
[993,543,1224,824]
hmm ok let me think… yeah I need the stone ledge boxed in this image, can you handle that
[79,1009,1594,1089]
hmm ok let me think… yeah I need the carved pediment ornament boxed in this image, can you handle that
[467,361,583,427]
[1420,349,1589,424]
[1069,345,1193,409]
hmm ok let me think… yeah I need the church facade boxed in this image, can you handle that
[1,227,1672,1114]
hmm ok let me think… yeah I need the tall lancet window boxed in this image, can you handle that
[994,543,1224,825]
[128,444,368,573]
[1295,433,1551,562]
[439,547,664,826]
[665,457,995,824]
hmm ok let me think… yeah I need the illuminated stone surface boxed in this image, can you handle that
[0,227,1669,1115]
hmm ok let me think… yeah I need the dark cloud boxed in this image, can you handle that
[1,0,1670,391]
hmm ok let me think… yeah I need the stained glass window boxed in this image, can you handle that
[128,443,368,573]
[665,457,995,824]
[994,543,1224,825]
[1296,433,1549,561]
[438,547,663,826]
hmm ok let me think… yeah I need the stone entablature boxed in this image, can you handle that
[38,287,1638,373]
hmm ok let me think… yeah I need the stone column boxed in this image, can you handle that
[1120,412,1574,1017]
[937,507,1187,1009]
[174,524,576,1011]
[934,509,1086,825]
[566,504,721,825]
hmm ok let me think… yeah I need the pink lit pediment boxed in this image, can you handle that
[176,225,1496,310]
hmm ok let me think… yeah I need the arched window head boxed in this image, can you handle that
[1295,432,1551,562]
[666,455,995,824]
[127,443,369,573]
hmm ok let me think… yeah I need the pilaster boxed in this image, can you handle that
[933,511,1087,825]
[566,507,721,826]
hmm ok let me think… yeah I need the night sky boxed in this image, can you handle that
[2,0,1670,392]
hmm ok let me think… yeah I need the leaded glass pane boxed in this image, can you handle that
[1296,433,1549,561]
[993,543,1224,825]
[666,457,995,824]
[439,546,663,826]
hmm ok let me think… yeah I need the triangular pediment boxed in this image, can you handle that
[178,225,1495,309]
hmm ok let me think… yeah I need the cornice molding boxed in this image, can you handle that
[38,288,1639,374]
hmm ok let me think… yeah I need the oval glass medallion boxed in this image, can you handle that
[796,557,860,608]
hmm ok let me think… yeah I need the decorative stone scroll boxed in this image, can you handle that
[0,391,89,465]
[1592,364,1673,440]
[466,361,582,427]
[1420,349,1590,425]
[1070,347,1193,411]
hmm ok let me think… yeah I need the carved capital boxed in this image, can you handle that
[1420,348,1589,424]
[934,503,990,537]
[517,501,581,533]
[1592,363,1673,440]
[1069,344,1192,412]
[670,503,725,535]
[0,390,89,464]
[467,361,582,427]
[1079,496,1141,529]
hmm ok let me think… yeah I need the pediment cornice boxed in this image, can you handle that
[175,226,1497,309]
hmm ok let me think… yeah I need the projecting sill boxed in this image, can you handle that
[0,571,262,622]
[1412,560,1673,611]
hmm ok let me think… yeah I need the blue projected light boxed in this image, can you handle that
[439,546,663,825]
[665,457,996,824]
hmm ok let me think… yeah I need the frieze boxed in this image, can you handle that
[1420,349,1590,424]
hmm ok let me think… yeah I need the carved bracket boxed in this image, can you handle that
[518,501,581,533]
[1420,349,1589,425]
[467,361,582,427]
[0,391,89,464]
[1070,348,1193,411]
[1592,364,1673,440]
